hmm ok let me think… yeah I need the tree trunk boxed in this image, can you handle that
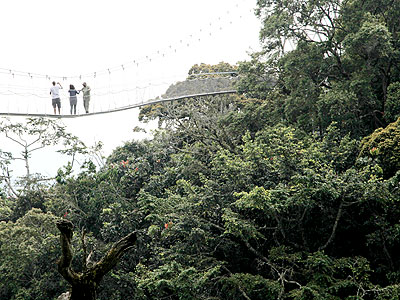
[56,219,137,300]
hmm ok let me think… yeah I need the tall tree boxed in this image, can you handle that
[0,117,87,197]
[238,0,400,136]
[56,219,137,300]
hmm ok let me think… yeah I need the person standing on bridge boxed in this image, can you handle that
[68,84,80,115]
[81,82,91,113]
[50,81,63,115]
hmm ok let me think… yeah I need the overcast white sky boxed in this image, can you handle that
[0,0,261,178]
[1,0,260,77]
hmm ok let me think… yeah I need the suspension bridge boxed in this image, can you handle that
[0,0,255,119]
[0,74,239,118]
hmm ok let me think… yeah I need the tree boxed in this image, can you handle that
[0,208,63,300]
[237,0,400,137]
[384,82,400,122]
[359,117,400,178]
[139,62,239,125]
[56,219,137,300]
[0,117,87,197]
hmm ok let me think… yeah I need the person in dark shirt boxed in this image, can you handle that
[68,84,80,114]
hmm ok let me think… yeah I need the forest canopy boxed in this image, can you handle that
[1,1,400,299]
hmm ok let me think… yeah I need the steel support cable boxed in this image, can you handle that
[0,90,237,118]
[0,73,239,97]
[0,74,241,115]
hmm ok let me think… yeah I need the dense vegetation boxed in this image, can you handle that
[1,0,400,299]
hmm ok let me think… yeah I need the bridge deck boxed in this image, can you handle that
[0,90,237,118]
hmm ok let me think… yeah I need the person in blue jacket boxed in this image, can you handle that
[68,84,80,114]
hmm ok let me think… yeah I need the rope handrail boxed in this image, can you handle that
[0,90,238,118]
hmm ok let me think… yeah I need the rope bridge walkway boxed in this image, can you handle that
[0,0,251,118]
[0,90,238,118]
[0,74,239,118]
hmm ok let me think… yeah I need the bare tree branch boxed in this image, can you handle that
[56,219,137,300]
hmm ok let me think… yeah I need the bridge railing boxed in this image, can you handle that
[0,74,239,118]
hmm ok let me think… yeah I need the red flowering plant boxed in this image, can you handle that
[120,160,129,168]
[369,147,379,156]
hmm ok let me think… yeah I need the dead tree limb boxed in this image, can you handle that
[56,219,137,300]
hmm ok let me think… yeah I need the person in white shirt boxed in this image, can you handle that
[50,81,63,114]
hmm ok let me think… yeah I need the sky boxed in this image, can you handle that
[0,0,261,178]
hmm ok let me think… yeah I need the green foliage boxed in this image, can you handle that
[3,2,400,296]
[359,117,400,178]
[318,84,362,136]
[220,273,281,299]
[236,52,277,100]
[139,62,239,124]
[0,117,87,197]
[0,209,66,300]
[385,82,400,122]
[0,196,14,222]
[1,91,400,300]
[187,62,237,78]
[245,0,400,137]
